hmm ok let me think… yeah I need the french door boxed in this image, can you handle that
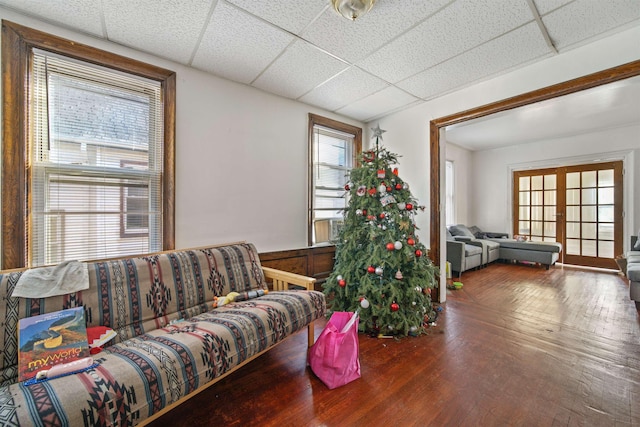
[513,161,623,269]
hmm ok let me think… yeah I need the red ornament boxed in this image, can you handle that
[395,183,402,190]
[338,279,346,287]
[407,237,415,246]
[367,215,375,221]
[379,213,386,219]
[368,188,377,196]
[367,266,376,274]
[362,209,367,216]
[386,186,393,192]
[406,203,414,211]
[393,168,399,176]
[415,249,423,257]
[344,184,350,191]
[391,302,399,312]
[377,169,385,178]
[386,242,395,251]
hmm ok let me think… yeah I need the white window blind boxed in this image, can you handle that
[29,49,164,266]
[311,125,354,245]
[445,160,455,226]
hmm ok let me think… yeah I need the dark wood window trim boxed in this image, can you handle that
[308,113,362,247]
[1,20,176,269]
[430,59,640,300]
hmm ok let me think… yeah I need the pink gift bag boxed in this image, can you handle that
[308,311,360,389]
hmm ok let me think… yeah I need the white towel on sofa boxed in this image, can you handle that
[12,260,89,298]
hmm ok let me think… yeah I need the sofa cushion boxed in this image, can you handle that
[635,232,640,250]
[449,224,475,239]
[464,245,483,257]
[627,255,640,264]
[627,264,640,282]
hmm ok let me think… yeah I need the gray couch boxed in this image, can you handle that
[446,229,482,278]
[449,224,501,267]
[628,234,640,308]
[449,224,562,270]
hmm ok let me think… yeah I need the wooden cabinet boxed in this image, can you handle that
[259,246,335,292]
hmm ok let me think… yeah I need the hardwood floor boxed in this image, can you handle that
[149,263,640,426]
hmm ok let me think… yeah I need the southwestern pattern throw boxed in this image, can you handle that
[0,243,325,426]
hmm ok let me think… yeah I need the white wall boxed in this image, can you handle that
[470,125,639,251]
[376,24,640,248]
[0,8,363,255]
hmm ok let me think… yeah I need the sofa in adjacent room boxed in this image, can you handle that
[628,234,640,307]
[446,229,483,278]
[0,242,325,426]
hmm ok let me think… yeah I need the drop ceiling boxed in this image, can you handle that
[0,0,639,124]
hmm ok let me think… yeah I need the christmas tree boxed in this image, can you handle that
[324,125,438,337]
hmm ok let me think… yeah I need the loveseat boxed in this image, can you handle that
[628,234,640,307]
[0,242,325,426]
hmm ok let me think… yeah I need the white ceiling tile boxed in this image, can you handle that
[542,0,640,50]
[192,2,294,84]
[299,67,388,111]
[0,0,103,36]
[252,40,349,99]
[358,0,533,83]
[104,0,212,64]
[399,23,551,99]
[302,0,451,63]
[336,86,421,122]
[225,0,327,34]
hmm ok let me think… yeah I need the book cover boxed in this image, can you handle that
[18,306,89,382]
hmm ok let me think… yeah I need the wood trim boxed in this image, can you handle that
[307,114,362,247]
[259,245,336,291]
[1,20,177,268]
[429,59,640,291]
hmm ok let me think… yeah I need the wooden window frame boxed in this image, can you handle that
[308,114,362,247]
[1,20,176,269]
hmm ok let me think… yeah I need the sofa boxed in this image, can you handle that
[628,234,640,307]
[446,229,482,278]
[449,224,562,270]
[0,242,325,426]
[448,224,501,267]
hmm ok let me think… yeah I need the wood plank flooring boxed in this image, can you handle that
[149,263,640,426]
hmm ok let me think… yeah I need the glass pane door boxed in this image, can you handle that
[513,162,623,270]
[563,162,622,269]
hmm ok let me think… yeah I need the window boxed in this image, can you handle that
[1,21,176,268]
[445,160,455,226]
[308,114,362,246]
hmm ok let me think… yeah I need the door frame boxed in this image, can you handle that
[429,60,640,300]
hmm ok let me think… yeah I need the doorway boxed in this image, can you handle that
[514,161,623,269]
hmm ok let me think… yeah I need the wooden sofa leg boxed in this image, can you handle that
[308,322,315,347]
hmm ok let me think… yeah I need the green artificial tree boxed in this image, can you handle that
[324,125,437,337]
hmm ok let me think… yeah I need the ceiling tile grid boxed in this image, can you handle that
[225,0,327,35]
[299,66,389,111]
[301,0,452,64]
[0,0,104,37]
[0,0,638,124]
[541,0,640,50]
[104,0,213,64]
[191,1,294,84]
[252,39,349,99]
[398,22,552,99]
[336,86,422,122]
[357,0,534,84]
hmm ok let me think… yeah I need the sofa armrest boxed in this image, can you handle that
[262,266,316,291]
[446,240,465,272]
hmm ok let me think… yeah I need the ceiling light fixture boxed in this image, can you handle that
[331,0,376,21]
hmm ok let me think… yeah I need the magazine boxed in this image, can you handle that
[18,307,89,382]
